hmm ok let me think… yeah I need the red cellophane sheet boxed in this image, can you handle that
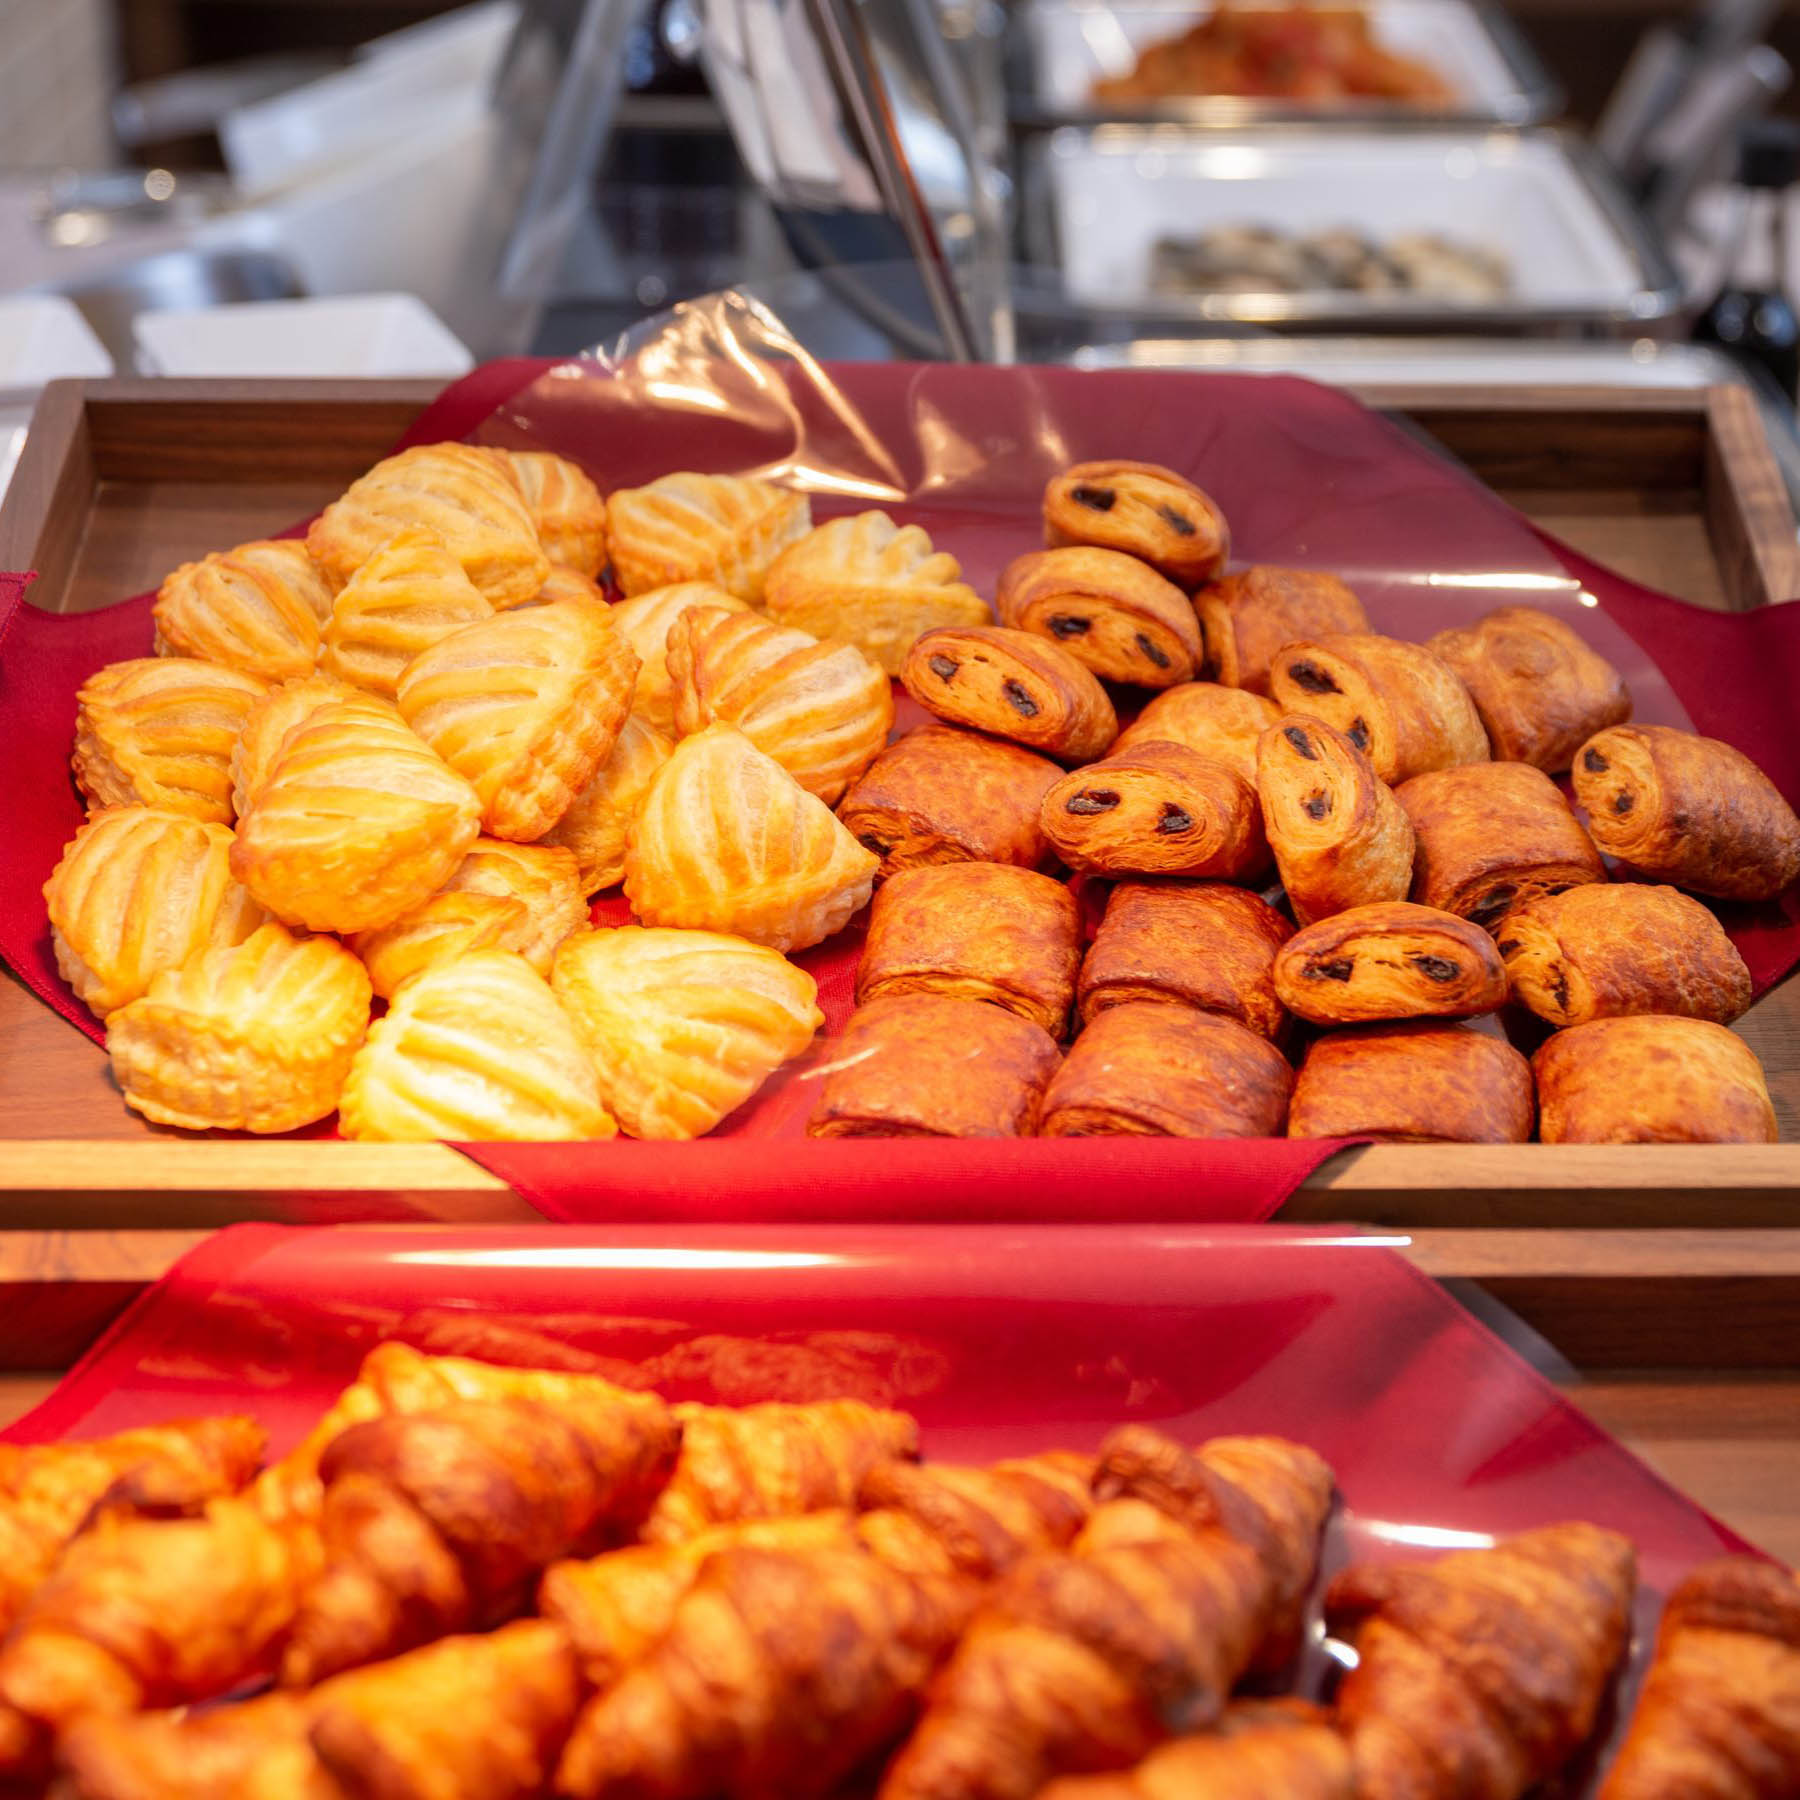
[4,296,1800,1222]
[0,1221,1758,1793]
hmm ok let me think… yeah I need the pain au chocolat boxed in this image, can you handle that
[1272,901,1507,1026]
[1038,1001,1293,1138]
[995,547,1201,688]
[1043,460,1229,588]
[902,626,1117,763]
[1196,566,1369,696]
[1113,682,1278,783]
[806,994,1060,1138]
[855,863,1082,1039]
[1571,723,1800,903]
[152,539,333,683]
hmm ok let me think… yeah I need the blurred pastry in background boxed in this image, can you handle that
[1151,225,1510,304]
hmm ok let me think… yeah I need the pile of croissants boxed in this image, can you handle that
[44,440,1798,1141]
[0,1340,1786,1800]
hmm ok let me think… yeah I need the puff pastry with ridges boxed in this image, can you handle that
[307,443,548,608]
[503,450,608,581]
[609,583,753,735]
[444,839,588,972]
[1114,682,1279,783]
[1043,459,1229,587]
[351,890,530,1000]
[230,675,396,818]
[318,528,495,701]
[553,925,823,1139]
[73,657,270,825]
[539,714,674,894]
[530,565,607,607]
[230,701,482,933]
[624,723,878,952]
[45,807,267,1020]
[339,948,615,1141]
[396,597,640,842]
[152,540,332,682]
[106,922,371,1133]
[995,547,1201,688]
[607,473,811,603]
[667,606,893,805]
[1272,900,1508,1025]
[1196,565,1369,696]
[764,509,988,675]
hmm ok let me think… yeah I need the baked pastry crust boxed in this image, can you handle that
[1272,900,1507,1025]
[153,539,331,683]
[1078,879,1292,1040]
[539,714,674,893]
[607,473,811,602]
[1114,682,1278,783]
[1269,635,1489,784]
[231,700,482,933]
[623,723,878,952]
[995,547,1201,688]
[1288,1021,1535,1142]
[1043,460,1229,587]
[1534,1015,1776,1144]
[530,565,607,607]
[339,948,615,1141]
[608,583,751,735]
[1038,1001,1292,1138]
[351,889,529,1000]
[1196,566,1370,696]
[318,528,495,701]
[1571,723,1800,902]
[503,450,608,581]
[806,994,1060,1138]
[230,675,395,818]
[106,922,371,1133]
[440,839,587,971]
[855,863,1083,1039]
[396,596,640,842]
[901,626,1118,763]
[307,442,549,608]
[835,723,1062,884]
[1399,761,1606,930]
[553,925,823,1139]
[1427,605,1631,773]
[73,656,271,825]
[1498,884,1751,1028]
[1256,716,1415,927]
[667,606,893,805]
[764,510,988,676]
[45,807,266,1020]
[1041,740,1267,880]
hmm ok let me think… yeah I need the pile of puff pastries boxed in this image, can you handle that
[46,441,1800,1142]
[3,1339,1794,1800]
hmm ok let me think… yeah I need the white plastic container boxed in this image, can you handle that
[0,296,113,387]
[133,293,473,378]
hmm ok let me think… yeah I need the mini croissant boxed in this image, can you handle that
[153,538,332,682]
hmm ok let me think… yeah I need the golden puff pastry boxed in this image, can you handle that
[503,450,608,581]
[1399,762,1605,930]
[996,547,1201,688]
[152,540,332,683]
[1269,635,1489,784]
[667,606,893,805]
[1272,901,1507,1026]
[607,472,811,603]
[1041,741,1267,881]
[351,889,530,1000]
[624,723,878,952]
[610,583,752,734]
[807,994,1061,1138]
[307,442,548,608]
[1535,1015,1776,1144]
[1038,1002,1293,1138]
[1497,884,1752,1028]
[1043,460,1229,588]
[1257,716,1415,927]
[764,509,988,675]
[836,723,1062,884]
[553,925,823,1139]
[1427,605,1630,773]
[855,863,1083,1039]
[231,701,482,933]
[1078,879,1293,1040]
[73,657,270,824]
[1113,682,1278,783]
[106,923,371,1133]
[396,596,639,842]
[1571,724,1800,902]
[44,807,266,1020]
[339,948,615,1142]
[901,625,1117,763]
[230,674,396,818]
[1195,565,1370,696]
[539,714,674,893]
[1288,1021,1534,1143]
[318,528,495,701]
[531,565,607,607]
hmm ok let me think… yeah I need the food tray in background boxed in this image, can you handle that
[1007,0,1559,127]
[1021,126,1680,330]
